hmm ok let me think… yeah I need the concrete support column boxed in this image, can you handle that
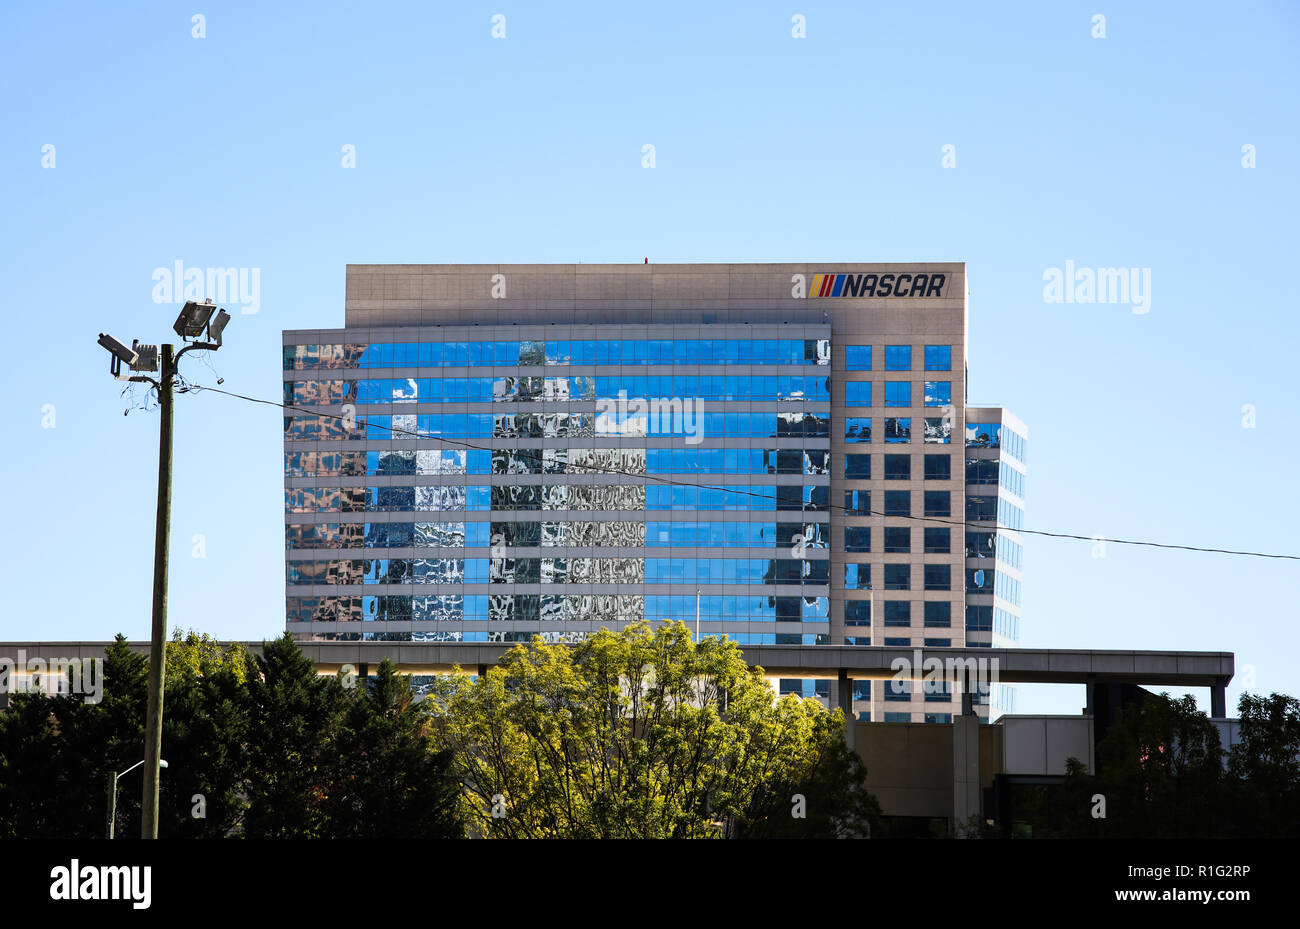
[953,668,981,835]
[1211,677,1227,718]
[960,669,975,717]
[953,714,981,834]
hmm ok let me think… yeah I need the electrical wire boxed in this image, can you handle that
[178,381,1300,562]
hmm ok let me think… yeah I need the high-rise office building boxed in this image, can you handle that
[282,263,1026,721]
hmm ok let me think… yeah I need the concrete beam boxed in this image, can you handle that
[0,642,1235,688]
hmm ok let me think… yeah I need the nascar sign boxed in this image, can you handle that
[809,271,947,298]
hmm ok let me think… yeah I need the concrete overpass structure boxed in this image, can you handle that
[0,641,1235,713]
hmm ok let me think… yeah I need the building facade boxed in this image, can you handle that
[282,263,1026,721]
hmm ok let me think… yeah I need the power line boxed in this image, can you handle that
[180,382,1300,562]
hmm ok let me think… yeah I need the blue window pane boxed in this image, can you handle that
[924,381,952,407]
[924,345,952,371]
[845,345,872,371]
[924,601,951,627]
[845,454,871,480]
[883,601,911,627]
[845,417,871,442]
[883,491,910,516]
[885,346,911,371]
[884,382,911,407]
[884,417,910,443]
[846,382,872,406]
[845,527,871,553]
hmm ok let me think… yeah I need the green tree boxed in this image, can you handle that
[0,635,148,838]
[0,688,70,837]
[159,630,252,837]
[321,659,464,838]
[1060,692,1227,838]
[430,621,878,838]
[1226,692,1300,837]
[240,633,342,838]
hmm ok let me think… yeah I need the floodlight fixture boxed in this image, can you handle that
[131,341,160,372]
[98,333,138,367]
[173,300,217,339]
[207,309,232,345]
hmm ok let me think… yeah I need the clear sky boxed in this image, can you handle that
[2,2,1296,716]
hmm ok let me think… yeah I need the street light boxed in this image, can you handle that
[207,309,232,346]
[97,333,137,367]
[96,298,231,839]
[106,759,168,839]
[172,300,216,339]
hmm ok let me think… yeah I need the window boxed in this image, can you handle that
[924,639,952,648]
[845,382,872,406]
[845,345,872,370]
[884,637,911,646]
[924,713,952,724]
[844,563,870,589]
[966,531,996,558]
[923,527,951,553]
[924,680,951,703]
[845,454,871,480]
[966,605,993,631]
[923,601,952,627]
[966,496,997,521]
[883,454,910,480]
[924,417,951,444]
[885,712,913,722]
[780,679,830,701]
[884,382,911,407]
[845,527,872,552]
[775,449,804,474]
[965,458,998,484]
[966,423,1000,448]
[884,417,911,443]
[852,681,873,702]
[845,417,871,442]
[883,491,910,516]
[923,490,951,517]
[883,527,910,553]
[924,381,951,407]
[884,679,911,700]
[923,564,951,591]
[844,490,871,515]
[885,345,911,371]
[883,601,910,627]
[999,462,1026,497]
[924,345,952,371]
[883,564,910,590]
[845,599,872,626]
[923,454,951,480]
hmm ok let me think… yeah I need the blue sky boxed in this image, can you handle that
[1,1,1296,716]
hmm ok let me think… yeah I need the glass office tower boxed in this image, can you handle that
[283,263,1025,722]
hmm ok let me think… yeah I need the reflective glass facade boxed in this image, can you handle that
[286,323,832,650]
